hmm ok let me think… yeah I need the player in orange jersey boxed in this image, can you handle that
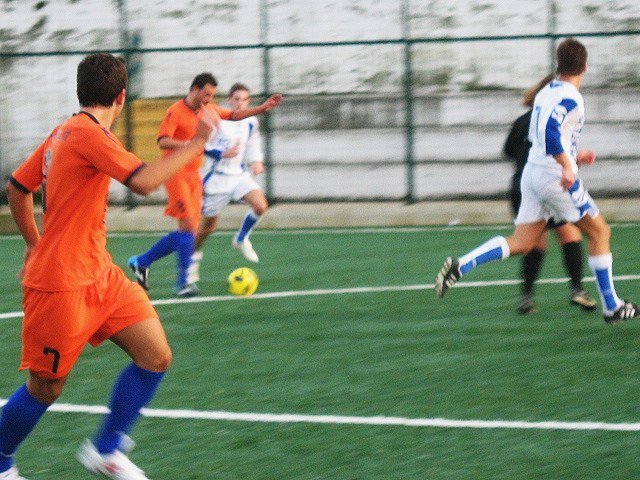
[0,53,216,480]
[128,73,282,297]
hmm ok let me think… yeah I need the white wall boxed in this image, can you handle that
[1,0,639,201]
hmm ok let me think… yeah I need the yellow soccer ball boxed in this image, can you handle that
[228,267,259,296]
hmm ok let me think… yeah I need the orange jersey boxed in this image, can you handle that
[157,99,231,173]
[11,112,144,291]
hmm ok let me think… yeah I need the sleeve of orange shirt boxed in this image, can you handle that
[11,140,46,192]
[74,126,144,185]
[157,106,181,141]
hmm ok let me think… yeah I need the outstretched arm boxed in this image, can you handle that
[229,93,283,120]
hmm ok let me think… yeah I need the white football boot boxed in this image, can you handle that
[232,235,259,263]
[77,439,149,480]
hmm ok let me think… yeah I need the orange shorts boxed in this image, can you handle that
[20,263,158,379]
[164,171,203,225]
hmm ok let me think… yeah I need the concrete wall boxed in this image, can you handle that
[1,0,639,203]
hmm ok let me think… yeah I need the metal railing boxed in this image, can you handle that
[1,0,639,203]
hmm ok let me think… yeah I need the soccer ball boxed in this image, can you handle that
[228,267,259,296]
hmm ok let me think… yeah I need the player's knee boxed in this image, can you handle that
[28,375,66,404]
[147,347,173,372]
[253,201,268,216]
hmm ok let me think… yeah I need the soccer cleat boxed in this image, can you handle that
[517,294,538,315]
[187,250,203,284]
[176,283,199,298]
[128,256,149,291]
[435,257,461,298]
[77,439,149,480]
[0,466,28,480]
[604,300,640,324]
[232,236,259,263]
[570,289,597,311]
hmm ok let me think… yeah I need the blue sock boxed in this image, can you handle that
[458,236,510,275]
[236,211,260,243]
[94,363,165,455]
[137,231,182,268]
[0,384,49,472]
[175,231,195,288]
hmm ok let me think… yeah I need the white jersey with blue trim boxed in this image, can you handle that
[527,79,585,174]
[203,117,263,176]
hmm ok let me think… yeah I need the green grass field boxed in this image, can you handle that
[0,224,639,479]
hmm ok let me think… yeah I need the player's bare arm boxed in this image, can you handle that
[229,93,283,120]
[157,136,192,150]
[6,180,41,278]
[129,111,217,195]
[553,152,575,189]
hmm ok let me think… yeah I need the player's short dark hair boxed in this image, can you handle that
[556,38,587,76]
[190,73,218,90]
[77,53,127,107]
[229,82,250,97]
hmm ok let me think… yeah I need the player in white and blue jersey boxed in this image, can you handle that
[188,83,268,284]
[504,74,596,315]
[436,38,639,323]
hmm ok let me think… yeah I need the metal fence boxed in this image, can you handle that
[1,0,639,203]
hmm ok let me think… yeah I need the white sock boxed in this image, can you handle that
[588,253,623,313]
[458,236,510,275]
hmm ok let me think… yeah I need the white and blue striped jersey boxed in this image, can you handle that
[527,79,585,174]
[203,117,263,176]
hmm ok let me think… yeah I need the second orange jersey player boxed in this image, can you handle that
[128,73,282,297]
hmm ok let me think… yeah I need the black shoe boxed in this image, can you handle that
[604,300,640,324]
[436,257,461,298]
[128,256,149,291]
[176,283,199,298]
[570,289,597,311]
[517,294,537,315]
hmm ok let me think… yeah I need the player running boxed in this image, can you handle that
[188,83,268,285]
[128,74,281,297]
[503,74,596,314]
[435,38,639,323]
[0,53,216,480]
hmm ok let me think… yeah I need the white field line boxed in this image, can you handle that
[0,399,638,432]
[0,222,637,240]
[0,275,638,319]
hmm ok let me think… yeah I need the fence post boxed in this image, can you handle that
[260,0,275,202]
[547,0,558,72]
[117,0,137,209]
[401,0,416,203]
